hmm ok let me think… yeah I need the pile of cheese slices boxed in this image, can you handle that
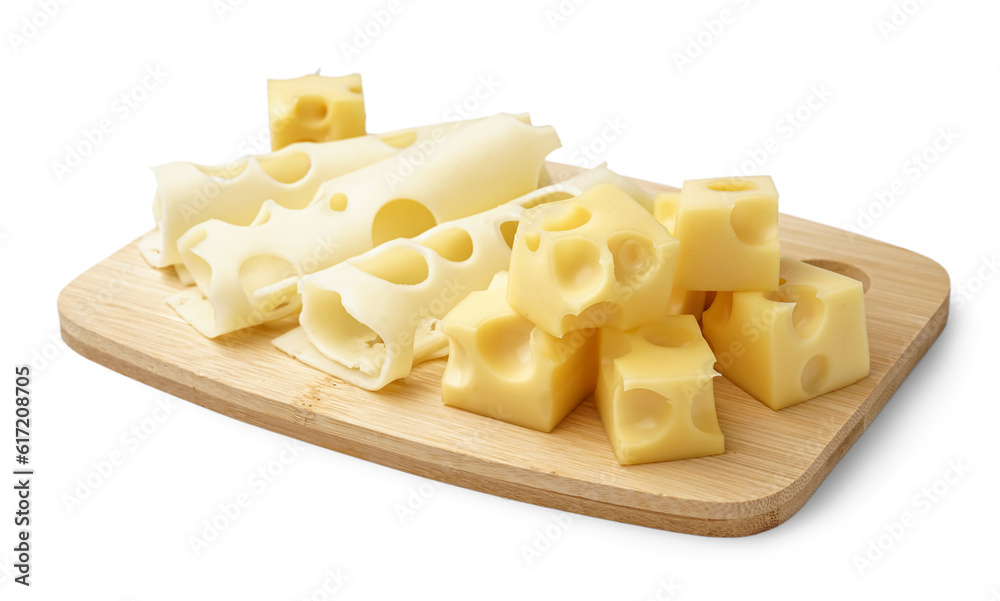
[141,73,870,466]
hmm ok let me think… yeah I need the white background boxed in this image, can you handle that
[2,0,998,599]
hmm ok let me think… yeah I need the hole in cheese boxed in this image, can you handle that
[608,232,656,287]
[195,160,248,181]
[729,196,777,246]
[476,314,535,380]
[328,193,348,212]
[706,179,756,192]
[356,246,429,286]
[300,286,386,377]
[294,95,328,122]
[523,229,540,252]
[639,322,695,348]
[251,205,273,226]
[764,285,824,339]
[423,228,474,263]
[443,338,473,388]
[690,384,720,434]
[617,388,672,437]
[258,152,312,184]
[801,354,830,396]
[371,199,437,247]
[535,202,591,232]
[552,237,603,298]
[378,131,418,149]
[499,220,519,250]
[238,255,297,301]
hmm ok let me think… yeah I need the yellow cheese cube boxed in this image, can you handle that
[268,73,366,150]
[596,316,724,465]
[441,272,599,433]
[702,258,870,410]
[655,191,710,322]
[506,183,679,338]
[671,176,780,292]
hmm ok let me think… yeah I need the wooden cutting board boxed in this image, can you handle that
[57,163,950,537]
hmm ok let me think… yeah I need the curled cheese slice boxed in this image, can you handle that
[273,165,653,391]
[140,116,521,268]
[169,113,561,338]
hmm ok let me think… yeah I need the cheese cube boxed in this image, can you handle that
[596,316,724,465]
[268,73,366,150]
[441,272,599,433]
[506,183,679,338]
[702,258,870,410]
[671,176,780,292]
[655,191,710,321]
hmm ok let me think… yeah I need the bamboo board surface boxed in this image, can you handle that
[57,163,950,536]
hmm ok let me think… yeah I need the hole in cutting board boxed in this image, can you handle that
[802,259,871,293]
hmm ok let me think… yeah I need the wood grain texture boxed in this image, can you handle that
[57,163,950,537]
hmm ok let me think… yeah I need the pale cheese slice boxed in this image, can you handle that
[169,114,561,338]
[140,116,522,268]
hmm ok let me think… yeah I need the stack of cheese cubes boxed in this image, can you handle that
[663,177,870,412]
[440,177,870,466]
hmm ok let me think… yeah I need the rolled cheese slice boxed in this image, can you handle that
[273,165,654,391]
[139,116,522,268]
[169,113,561,338]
